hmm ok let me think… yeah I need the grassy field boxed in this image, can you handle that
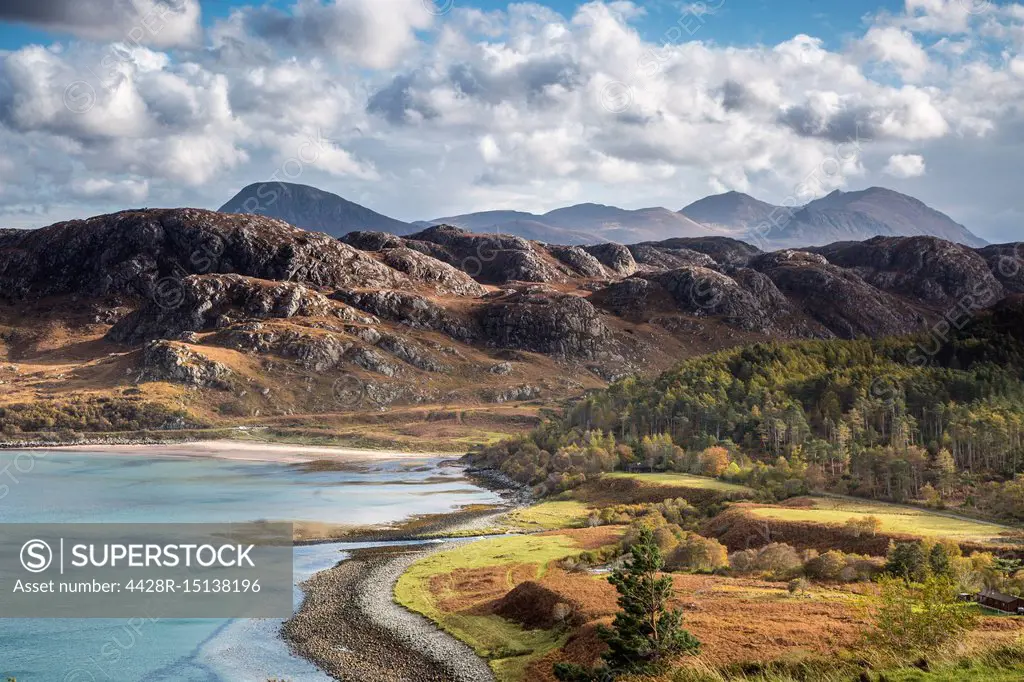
[747,496,1017,544]
[500,501,592,531]
[603,471,754,493]
[394,533,584,681]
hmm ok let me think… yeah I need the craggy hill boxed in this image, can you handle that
[0,208,1020,439]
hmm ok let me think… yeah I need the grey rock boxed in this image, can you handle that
[547,246,607,278]
[628,244,717,271]
[351,347,399,377]
[479,290,610,357]
[487,362,514,375]
[581,243,638,276]
[487,385,541,403]
[751,249,924,339]
[378,334,446,372]
[813,236,1003,304]
[332,290,476,341]
[379,247,488,297]
[978,243,1024,294]
[140,340,232,389]
[108,274,372,344]
[0,208,407,300]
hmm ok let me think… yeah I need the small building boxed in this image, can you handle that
[976,588,1024,614]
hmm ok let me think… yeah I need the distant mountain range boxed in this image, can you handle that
[219,182,987,248]
[414,204,711,245]
[679,187,986,248]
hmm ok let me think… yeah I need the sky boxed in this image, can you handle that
[0,0,1021,243]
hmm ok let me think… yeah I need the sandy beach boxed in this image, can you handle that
[30,440,450,464]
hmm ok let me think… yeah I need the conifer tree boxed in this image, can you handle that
[554,528,700,680]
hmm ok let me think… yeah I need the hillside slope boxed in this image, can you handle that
[0,209,1017,442]
[220,182,413,237]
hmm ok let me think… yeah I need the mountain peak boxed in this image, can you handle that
[219,182,412,238]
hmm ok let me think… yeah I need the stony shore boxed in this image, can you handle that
[284,543,496,682]
[284,472,529,681]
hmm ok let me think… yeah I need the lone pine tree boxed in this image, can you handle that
[554,527,700,681]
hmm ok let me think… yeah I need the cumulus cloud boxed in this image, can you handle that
[0,0,1022,240]
[0,0,201,48]
[883,153,927,177]
[70,177,150,202]
[215,0,433,69]
[858,26,931,80]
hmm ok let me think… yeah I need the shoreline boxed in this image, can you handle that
[284,471,527,680]
[5,439,451,464]
[283,512,506,682]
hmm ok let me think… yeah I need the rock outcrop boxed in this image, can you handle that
[977,243,1024,295]
[108,274,371,344]
[628,245,718,271]
[378,247,487,297]
[814,236,1003,304]
[478,288,610,357]
[547,246,608,279]
[581,243,638,276]
[0,208,407,300]
[595,266,786,332]
[751,249,924,339]
[634,237,762,268]
[140,340,233,389]
[342,231,406,251]
[347,225,568,284]
[331,290,476,341]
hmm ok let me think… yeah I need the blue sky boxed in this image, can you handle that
[0,0,907,52]
[0,0,1021,242]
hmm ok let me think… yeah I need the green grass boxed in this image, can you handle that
[603,471,754,493]
[882,667,1024,681]
[747,496,1016,544]
[501,500,592,531]
[394,534,583,681]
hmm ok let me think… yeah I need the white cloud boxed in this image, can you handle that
[883,153,927,177]
[213,0,433,70]
[0,0,1022,242]
[0,0,202,48]
[859,26,931,79]
[70,177,150,202]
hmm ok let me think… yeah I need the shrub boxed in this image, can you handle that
[698,447,730,477]
[886,541,929,582]
[788,578,810,595]
[728,549,759,573]
[867,575,978,653]
[805,550,849,581]
[844,515,882,538]
[665,533,729,573]
[753,543,803,579]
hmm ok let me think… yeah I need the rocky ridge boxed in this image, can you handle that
[0,209,1020,418]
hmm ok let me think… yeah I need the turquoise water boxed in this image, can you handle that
[0,450,501,681]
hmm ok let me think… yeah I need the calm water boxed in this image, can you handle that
[0,450,501,681]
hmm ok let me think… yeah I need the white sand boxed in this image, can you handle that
[37,440,448,464]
